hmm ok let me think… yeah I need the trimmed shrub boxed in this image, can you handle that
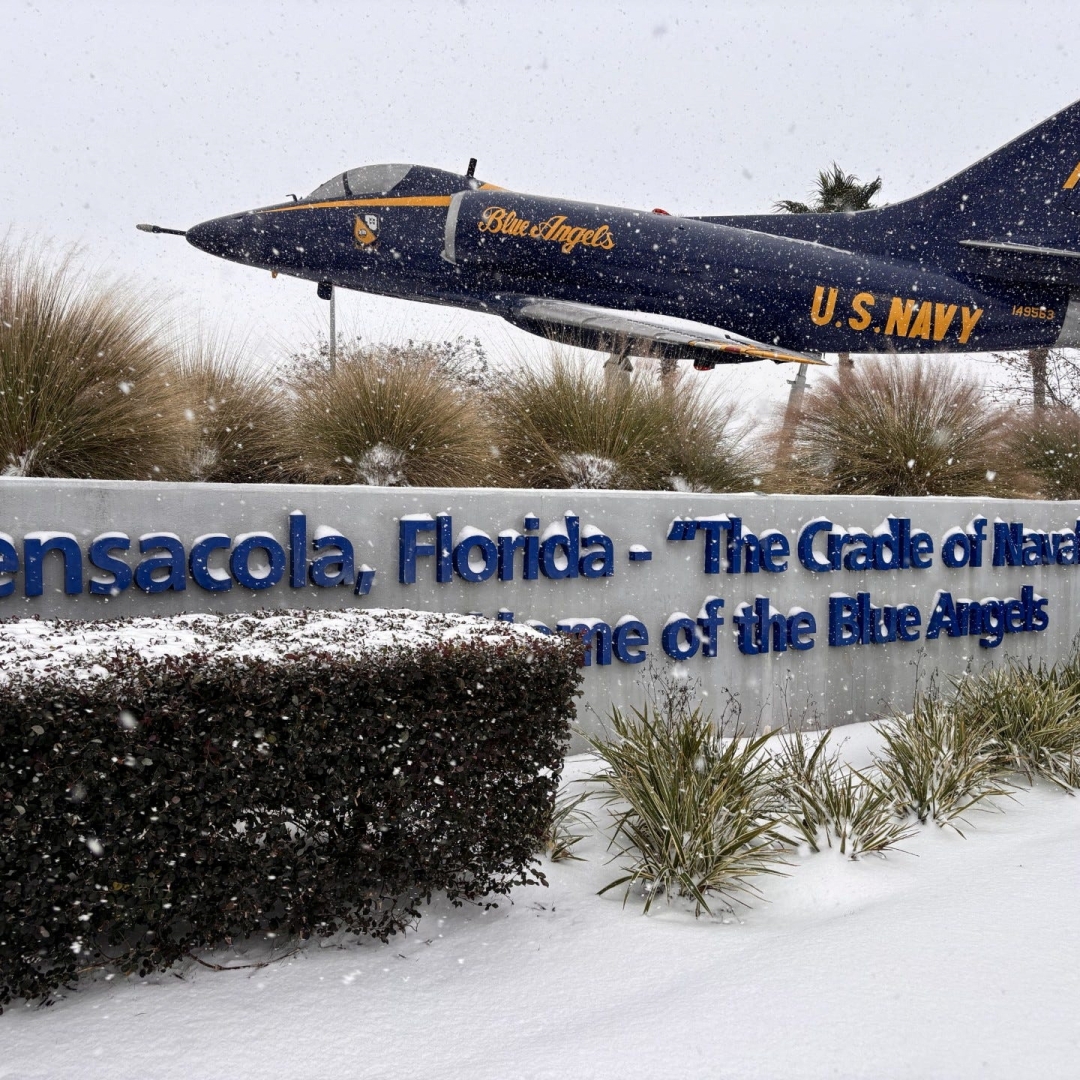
[491,356,758,492]
[0,243,186,479]
[774,359,1008,496]
[173,339,298,484]
[288,344,501,486]
[1006,405,1080,500]
[0,611,580,1009]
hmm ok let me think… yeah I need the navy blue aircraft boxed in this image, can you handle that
[142,99,1080,370]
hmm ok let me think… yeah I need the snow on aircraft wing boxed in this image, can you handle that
[508,298,826,366]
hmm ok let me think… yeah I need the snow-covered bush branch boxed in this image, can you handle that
[0,609,581,1010]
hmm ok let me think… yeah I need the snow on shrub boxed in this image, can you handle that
[0,608,581,1009]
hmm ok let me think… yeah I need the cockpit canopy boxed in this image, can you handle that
[306,164,412,202]
[302,163,487,203]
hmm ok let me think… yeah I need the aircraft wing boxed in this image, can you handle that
[505,298,826,367]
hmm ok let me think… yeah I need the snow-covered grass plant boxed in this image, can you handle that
[1007,405,1080,500]
[0,242,186,478]
[873,695,1014,832]
[288,343,501,486]
[772,731,914,856]
[543,791,593,863]
[491,354,759,491]
[587,705,785,915]
[774,359,1008,496]
[174,337,298,483]
[950,662,1080,789]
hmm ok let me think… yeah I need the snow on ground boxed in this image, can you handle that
[3,723,1080,1080]
[0,609,543,685]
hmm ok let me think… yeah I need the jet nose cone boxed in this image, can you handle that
[186,216,233,258]
[186,214,256,261]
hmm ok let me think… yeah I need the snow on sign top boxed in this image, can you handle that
[0,608,547,686]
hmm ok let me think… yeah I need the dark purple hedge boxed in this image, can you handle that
[0,630,580,1008]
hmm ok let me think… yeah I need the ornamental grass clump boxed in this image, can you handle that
[950,662,1080,789]
[1006,405,1080,500]
[587,705,785,915]
[873,695,1013,832]
[492,358,667,489]
[0,243,186,479]
[288,343,500,486]
[491,355,758,491]
[174,339,298,483]
[776,359,1007,496]
[658,377,762,493]
[772,731,914,856]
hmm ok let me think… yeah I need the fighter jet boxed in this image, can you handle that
[142,98,1080,371]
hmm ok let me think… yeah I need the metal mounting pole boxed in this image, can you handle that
[329,286,336,373]
[786,361,809,419]
[603,340,633,376]
[777,359,813,462]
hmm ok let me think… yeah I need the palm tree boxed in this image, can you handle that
[774,163,882,214]
[776,164,883,385]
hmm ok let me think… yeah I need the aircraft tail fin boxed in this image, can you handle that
[699,98,1080,284]
[889,96,1080,283]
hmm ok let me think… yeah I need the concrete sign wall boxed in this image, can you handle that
[2,477,1079,741]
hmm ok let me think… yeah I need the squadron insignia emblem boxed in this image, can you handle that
[353,215,378,247]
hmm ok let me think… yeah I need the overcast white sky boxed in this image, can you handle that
[2,0,1076,410]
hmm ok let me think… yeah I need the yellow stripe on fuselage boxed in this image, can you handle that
[266,183,504,214]
[1064,161,1080,190]
[267,195,454,213]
